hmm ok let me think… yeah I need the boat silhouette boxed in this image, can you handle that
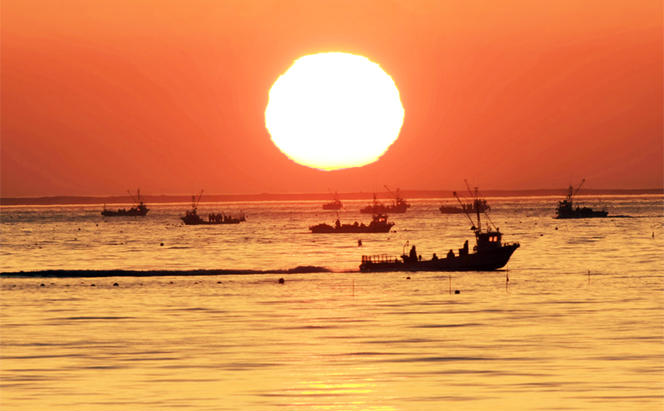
[310,214,394,233]
[360,186,410,214]
[322,192,343,210]
[360,194,519,272]
[555,179,608,219]
[439,180,490,214]
[180,190,246,225]
[101,189,149,217]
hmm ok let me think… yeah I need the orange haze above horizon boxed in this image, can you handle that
[1,1,662,197]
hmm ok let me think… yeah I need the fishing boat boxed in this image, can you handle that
[310,214,394,233]
[322,192,343,210]
[360,186,410,214]
[439,181,490,214]
[439,200,490,214]
[360,195,519,272]
[180,191,246,225]
[101,189,149,217]
[555,179,608,219]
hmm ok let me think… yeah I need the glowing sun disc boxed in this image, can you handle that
[265,52,405,171]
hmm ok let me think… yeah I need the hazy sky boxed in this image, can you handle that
[2,1,662,196]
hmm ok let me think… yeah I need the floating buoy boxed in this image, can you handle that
[40,283,45,287]
[217,281,222,284]
[113,283,119,287]
[90,284,96,287]
[160,242,164,246]
[406,276,411,280]
[358,239,362,247]
[278,278,285,284]
[454,290,460,294]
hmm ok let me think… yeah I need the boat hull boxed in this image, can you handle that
[309,223,393,233]
[360,244,519,272]
[181,215,245,225]
[101,209,149,217]
[555,210,608,219]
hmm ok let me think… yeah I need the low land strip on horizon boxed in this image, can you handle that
[2,188,662,206]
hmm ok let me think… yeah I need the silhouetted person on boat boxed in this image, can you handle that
[335,219,341,229]
[409,246,417,262]
[459,240,469,256]
[447,249,455,259]
[432,253,438,260]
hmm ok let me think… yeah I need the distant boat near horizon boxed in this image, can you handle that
[439,180,490,214]
[360,186,410,214]
[101,189,149,217]
[180,190,246,225]
[322,192,343,210]
[555,179,608,219]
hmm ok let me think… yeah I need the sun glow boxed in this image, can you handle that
[265,52,405,171]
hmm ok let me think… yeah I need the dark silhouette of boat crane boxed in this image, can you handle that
[181,190,246,225]
[101,189,149,217]
[360,186,410,214]
[360,192,519,272]
[555,179,608,219]
[309,214,394,233]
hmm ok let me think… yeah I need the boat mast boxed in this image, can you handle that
[192,189,204,211]
[571,178,585,204]
[453,191,476,230]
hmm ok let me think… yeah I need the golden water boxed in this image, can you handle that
[1,197,663,410]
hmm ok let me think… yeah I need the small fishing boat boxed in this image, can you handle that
[322,192,343,210]
[310,214,394,233]
[360,196,519,272]
[439,180,490,214]
[180,191,246,225]
[555,179,608,219]
[360,186,410,214]
[439,200,489,214]
[101,189,149,217]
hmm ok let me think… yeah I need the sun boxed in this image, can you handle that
[265,52,405,171]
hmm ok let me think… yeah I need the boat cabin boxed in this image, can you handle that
[475,230,503,252]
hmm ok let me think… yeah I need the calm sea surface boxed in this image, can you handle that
[1,196,663,410]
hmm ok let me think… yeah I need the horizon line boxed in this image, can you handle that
[2,187,662,206]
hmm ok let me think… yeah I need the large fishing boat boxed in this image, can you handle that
[360,186,410,214]
[555,179,608,219]
[360,195,519,272]
[310,214,394,233]
[101,189,149,217]
[439,181,490,214]
[180,191,246,225]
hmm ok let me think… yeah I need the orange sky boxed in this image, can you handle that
[2,1,662,196]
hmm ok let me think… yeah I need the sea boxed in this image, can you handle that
[1,195,663,411]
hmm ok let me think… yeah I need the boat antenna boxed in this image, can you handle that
[127,189,140,205]
[473,185,496,231]
[464,179,475,198]
[192,189,204,210]
[453,191,476,229]
[572,178,585,200]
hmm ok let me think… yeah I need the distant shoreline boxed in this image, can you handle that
[2,188,662,206]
